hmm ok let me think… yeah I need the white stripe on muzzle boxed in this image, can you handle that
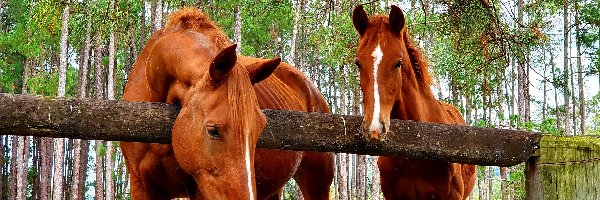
[369,44,383,133]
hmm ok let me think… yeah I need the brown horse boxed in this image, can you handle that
[121,8,333,200]
[352,5,476,200]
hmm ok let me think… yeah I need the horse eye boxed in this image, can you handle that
[394,60,401,70]
[207,126,221,139]
[355,60,361,69]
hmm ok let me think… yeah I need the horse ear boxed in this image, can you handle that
[247,57,281,84]
[209,44,238,85]
[352,5,369,36]
[389,5,405,35]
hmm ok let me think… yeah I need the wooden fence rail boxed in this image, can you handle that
[0,93,540,166]
[2,93,600,199]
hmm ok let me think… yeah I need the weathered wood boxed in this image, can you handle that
[0,93,542,166]
[527,136,600,199]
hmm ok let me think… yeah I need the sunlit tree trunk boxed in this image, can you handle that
[550,50,561,132]
[299,0,306,71]
[106,142,115,200]
[563,0,571,135]
[153,0,162,32]
[357,155,367,199]
[94,27,106,199]
[575,2,585,135]
[290,0,301,63]
[233,5,242,52]
[371,156,380,200]
[53,4,70,200]
[106,0,116,198]
[570,53,577,134]
[517,0,530,126]
[72,18,91,200]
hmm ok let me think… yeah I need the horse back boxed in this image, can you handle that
[245,57,329,113]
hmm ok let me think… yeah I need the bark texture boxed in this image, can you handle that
[0,93,542,166]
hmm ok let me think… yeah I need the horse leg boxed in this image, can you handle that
[461,164,477,199]
[128,171,171,200]
[293,151,334,200]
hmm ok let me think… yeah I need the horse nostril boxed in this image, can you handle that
[380,122,387,133]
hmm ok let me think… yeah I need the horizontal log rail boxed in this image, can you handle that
[0,93,542,166]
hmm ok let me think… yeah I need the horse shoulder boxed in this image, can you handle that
[440,102,466,125]
[124,29,166,102]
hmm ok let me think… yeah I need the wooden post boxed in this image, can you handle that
[525,156,541,200]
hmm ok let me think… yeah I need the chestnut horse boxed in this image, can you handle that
[352,5,476,200]
[121,8,333,200]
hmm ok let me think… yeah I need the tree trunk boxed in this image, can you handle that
[575,3,585,135]
[95,141,105,200]
[140,0,147,47]
[357,155,367,199]
[53,5,70,199]
[40,137,52,200]
[501,166,507,200]
[79,22,91,99]
[300,0,306,71]
[543,53,548,120]
[563,0,570,135]
[150,0,157,33]
[551,50,561,132]
[72,18,91,200]
[64,139,71,198]
[290,0,300,66]
[488,166,493,199]
[94,33,105,100]
[105,1,116,198]
[0,136,3,199]
[94,25,106,200]
[9,136,17,199]
[570,53,577,134]
[57,4,70,98]
[32,138,39,200]
[517,0,530,126]
[371,156,380,200]
[106,142,115,200]
[477,167,483,200]
[233,5,242,53]
[18,136,29,200]
[79,140,90,199]
[153,0,163,32]
[107,32,116,101]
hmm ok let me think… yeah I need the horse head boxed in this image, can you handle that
[353,5,430,140]
[172,44,281,199]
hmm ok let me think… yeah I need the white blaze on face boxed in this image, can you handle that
[369,44,383,133]
[244,127,255,200]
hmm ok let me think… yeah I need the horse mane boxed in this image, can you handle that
[165,7,233,50]
[402,29,433,92]
[368,15,433,96]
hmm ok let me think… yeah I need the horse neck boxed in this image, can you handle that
[392,80,447,123]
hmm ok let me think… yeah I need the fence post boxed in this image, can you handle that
[525,155,541,200]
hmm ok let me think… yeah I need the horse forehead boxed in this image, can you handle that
[184,30,215,53]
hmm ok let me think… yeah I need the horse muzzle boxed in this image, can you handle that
[362,120,388,141]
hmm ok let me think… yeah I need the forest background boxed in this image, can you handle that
[0,0,599,199]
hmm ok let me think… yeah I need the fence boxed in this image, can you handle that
[1,93,599,199]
